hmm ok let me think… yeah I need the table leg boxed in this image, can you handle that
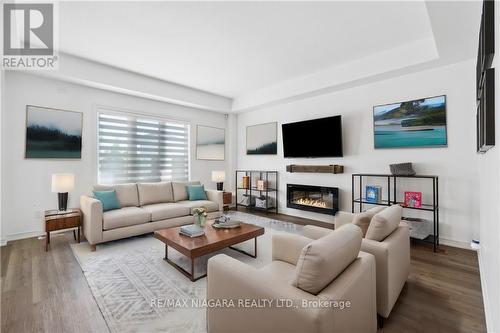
[45,232,49,251]
[229,237,258,258]
[77,226,81,243]
[191,258,195,282]
[163,245,205,282]
[73,229,76,241]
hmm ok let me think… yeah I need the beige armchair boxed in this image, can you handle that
[303,205,410,321]
[207,224,377,333]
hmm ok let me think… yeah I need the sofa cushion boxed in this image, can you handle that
[186,184,208,201]
[93,190,120,212]
[137,182,174,206]
[141,203,190,221]
[352,206,385,237]
[94,183,139,207]
[292,224,362,295]
[102,207,151,230]
[172,181,201,202]
[175,200,219,214]
[365,205,402,241]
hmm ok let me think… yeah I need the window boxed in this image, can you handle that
[97,109,189,184]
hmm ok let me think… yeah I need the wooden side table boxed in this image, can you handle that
[44,208,82,251]
[223,192,232,211]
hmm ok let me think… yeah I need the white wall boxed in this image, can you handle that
[1,71,229,243]
[236,59,479,246]
[0,70,4,242]
[476,4,500,332]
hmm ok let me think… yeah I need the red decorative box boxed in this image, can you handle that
[404,191,422,208]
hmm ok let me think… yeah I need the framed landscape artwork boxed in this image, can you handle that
[373,95,447,149]
[196,125,225,160]
[25,105,83,159]
[246,122,277,155]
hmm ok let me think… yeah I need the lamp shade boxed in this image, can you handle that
[51,173,75,193]
[211,170,225,182]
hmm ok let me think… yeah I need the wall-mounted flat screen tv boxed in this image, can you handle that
[282,115,343,158]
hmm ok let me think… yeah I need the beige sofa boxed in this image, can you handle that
[207,224,377,333]
[80,181,223,250]
[303,205,410,322]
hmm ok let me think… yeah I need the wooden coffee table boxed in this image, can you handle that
[154,220,265,281]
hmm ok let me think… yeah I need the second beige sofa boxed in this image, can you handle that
[207,224,377,333]
[303,205,410,321]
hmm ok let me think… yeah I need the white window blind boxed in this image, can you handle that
[97,110,189,184]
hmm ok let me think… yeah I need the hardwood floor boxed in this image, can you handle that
[1,233,109,333]
[1,217,486,333]
[245,209,486,332]
[381,241,486,333]
[235,206,335,229]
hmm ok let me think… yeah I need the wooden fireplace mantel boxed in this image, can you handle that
[286,164,344,174]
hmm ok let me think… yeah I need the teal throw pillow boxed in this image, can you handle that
[93,190,121,212]
[186,185,207,201]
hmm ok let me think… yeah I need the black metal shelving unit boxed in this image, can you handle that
[352,173,439,252]
[235,170,278,214]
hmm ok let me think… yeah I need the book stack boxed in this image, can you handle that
[179,224,205,237]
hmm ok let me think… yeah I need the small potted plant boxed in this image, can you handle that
[193,207,208,227]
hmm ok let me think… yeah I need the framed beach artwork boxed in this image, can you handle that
[246,122,277,155]
[196,125,225,160]
[25,105,83,159]
[373,95,447,149]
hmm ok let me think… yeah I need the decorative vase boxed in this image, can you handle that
[242,176,250,189]
[194,215,206,227]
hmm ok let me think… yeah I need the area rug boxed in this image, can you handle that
[70,211,303,333]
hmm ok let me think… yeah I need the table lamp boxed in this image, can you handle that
[211,171,225,191]
[51,173,75,211]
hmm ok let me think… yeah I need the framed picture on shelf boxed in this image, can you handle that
[25,105,83,159]
[404,191,422,208]
[246,122,277,155]
[196,125,225,160]
[365,186,382,203]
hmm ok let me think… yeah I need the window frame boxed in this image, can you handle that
[95,106,191,184]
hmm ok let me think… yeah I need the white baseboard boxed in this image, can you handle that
[0,228,82,246]
[439,238,471,250]
[477,248,494,332]
[1,230,45,246]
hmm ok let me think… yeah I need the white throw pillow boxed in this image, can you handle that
[365,205,402,241]
[352,206,385,237]
[292,224,362,295]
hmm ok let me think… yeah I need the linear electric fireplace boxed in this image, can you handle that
[287,184,339,215]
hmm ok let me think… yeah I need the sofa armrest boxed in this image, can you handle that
[207,254,319,333]
[335,211,355,229]
[302,225,332,240]
[80,195,103,245]
[317,251,377,333]
[206,190,223,212]
[361,223,410,317]
[272,232,312,265]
